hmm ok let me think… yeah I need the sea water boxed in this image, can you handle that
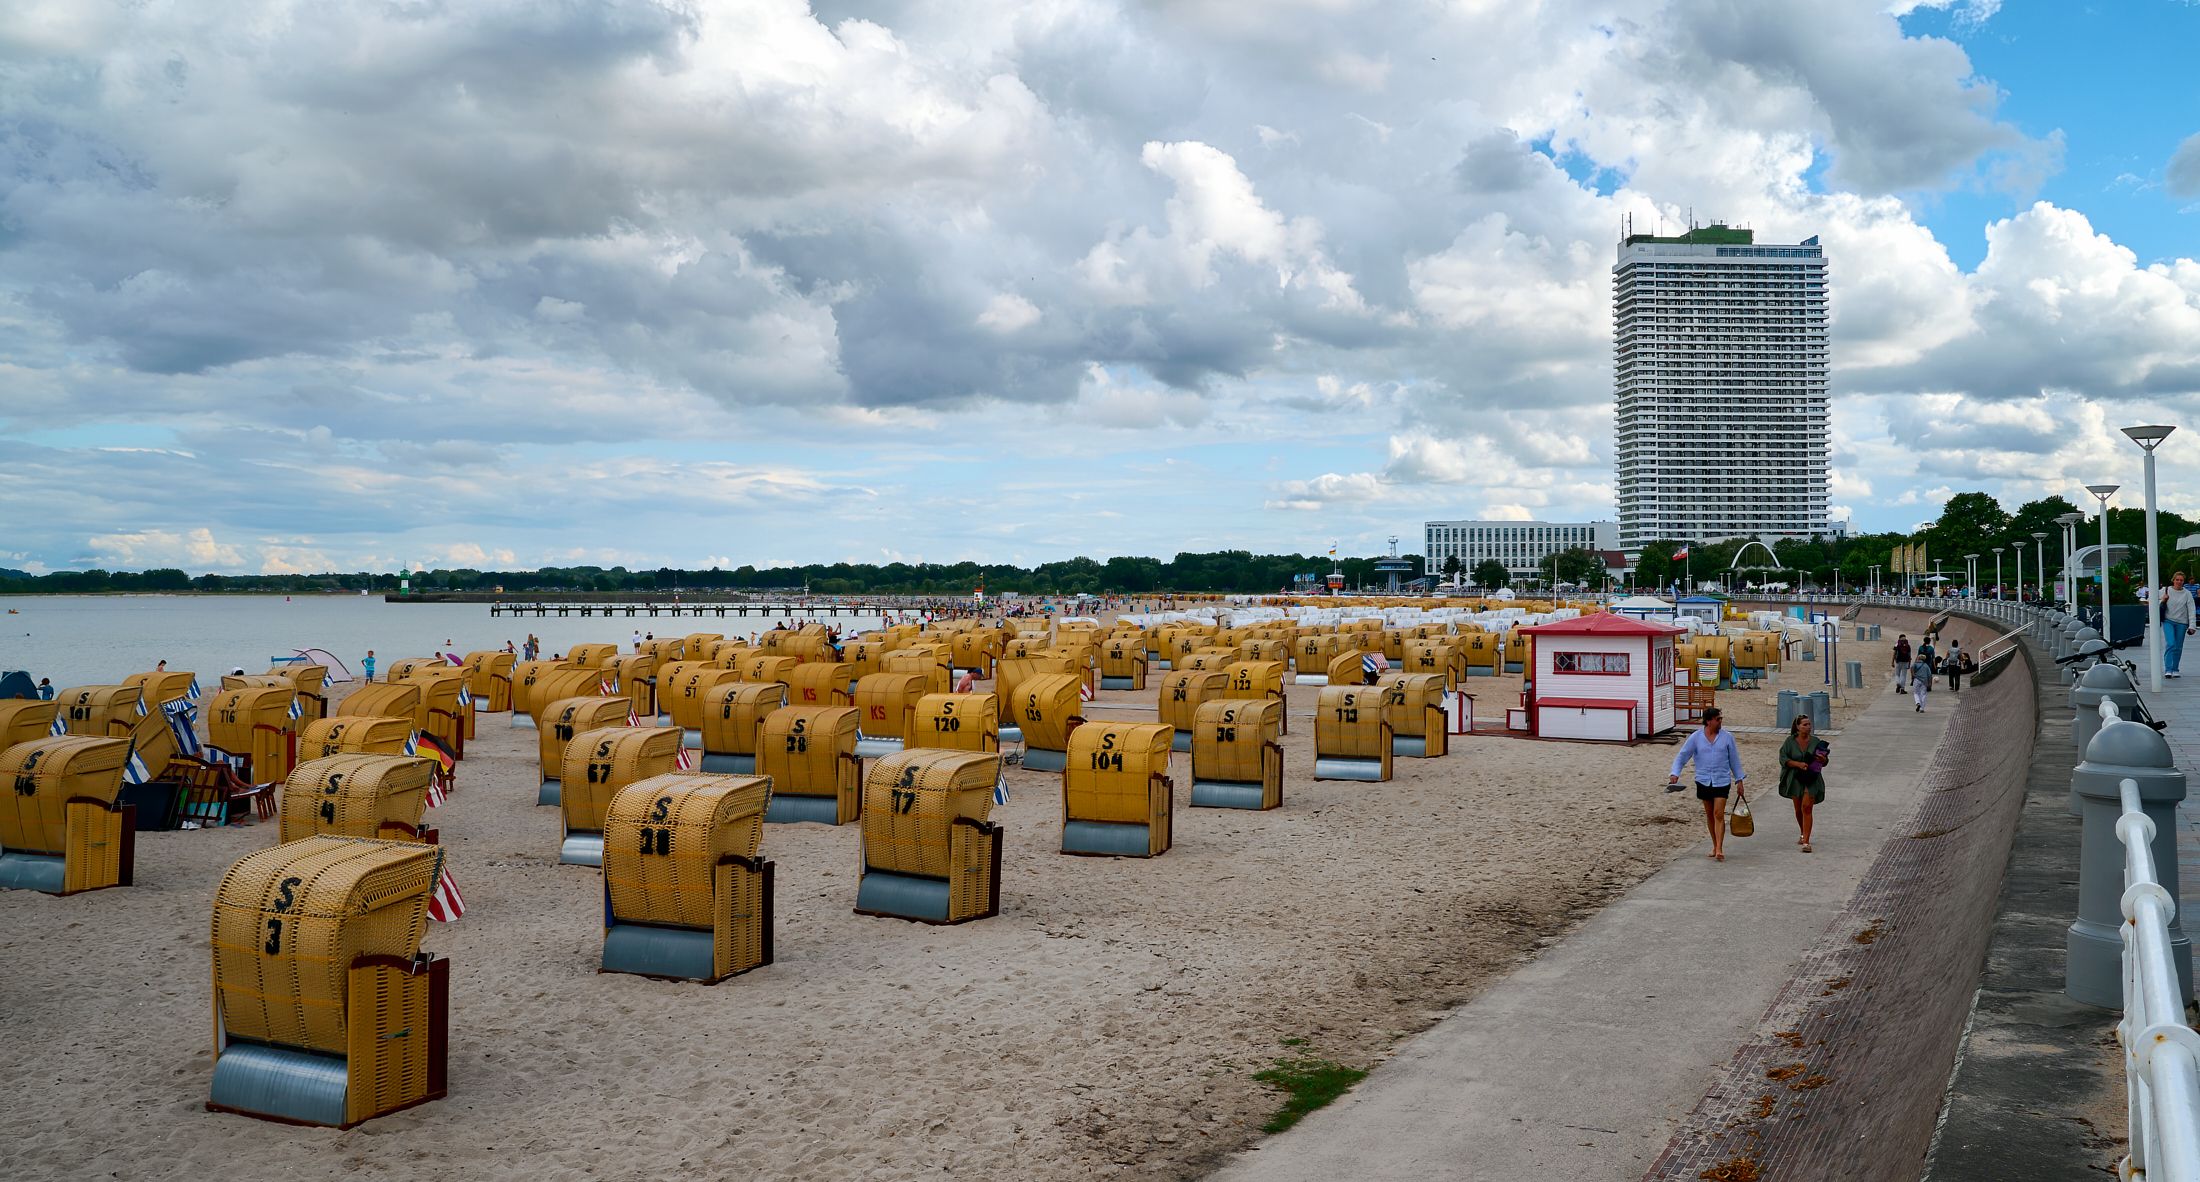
[0,595,889,687]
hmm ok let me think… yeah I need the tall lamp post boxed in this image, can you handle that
[2013,541,2023,605]
[2086,484,2120,638]
[1993,546,2005,601]
[1965,553,1979,597]
[2057,511,2084,608]
[2123,425,2176,691]
[2032,532,2047,604]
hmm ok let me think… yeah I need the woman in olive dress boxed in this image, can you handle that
[1779,713,1828,852]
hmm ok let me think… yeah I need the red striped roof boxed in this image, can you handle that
[1518,613,1686,637]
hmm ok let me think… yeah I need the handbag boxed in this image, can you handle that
[1728,788,1755,837]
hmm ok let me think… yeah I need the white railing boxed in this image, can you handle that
[2114,762,2200,1181]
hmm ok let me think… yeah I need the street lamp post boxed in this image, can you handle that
[1965,553,1978,597]
[2123,425,2176,690]
[2033,532,2047,604]
[2086,484,2120,639]
[2057,511,2084,608]
[1993,546,2005,601]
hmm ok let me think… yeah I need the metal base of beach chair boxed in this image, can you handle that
[1190,780,1271,810]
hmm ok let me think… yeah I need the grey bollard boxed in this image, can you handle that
[1844,660,1864,689]
[1870,624,1882,641]
[1775,689,1798,729]
[1802,647,1816,662]
[1855,626,1869,642]
[1806,691,1832,730]
[2067,721,2192,1008]
[2071,663,2142,762]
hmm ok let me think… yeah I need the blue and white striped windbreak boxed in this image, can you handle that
[162,699,202,758]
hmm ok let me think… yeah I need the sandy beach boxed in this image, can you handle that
[0,631,1898,1181]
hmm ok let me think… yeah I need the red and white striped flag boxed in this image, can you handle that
[426,864,466,922]
[627,706,640,727]
[674,746,693,770]
[425,776,448,808]
[599,677,616,695]
[1079,681,1094,702]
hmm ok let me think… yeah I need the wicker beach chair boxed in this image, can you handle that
[558,726,683,865]
[601,773,774,984]
[0,735,134,893]
[757,706,863,825]
[281,754,434,844]
[699,681,786,775]
[1314,685,1393,782]
[207,836,447,1127]
[536,696,634,805]
[853,750,1003,925]
[1190,698,1284,810]
[1061,722,1175,857]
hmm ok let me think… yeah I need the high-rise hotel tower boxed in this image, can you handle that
[1612,224,1829,550]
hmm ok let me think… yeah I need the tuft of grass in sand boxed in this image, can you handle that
[1253,1055,1368,1133]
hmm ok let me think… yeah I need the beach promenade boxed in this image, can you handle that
[1212,609,2011,1182]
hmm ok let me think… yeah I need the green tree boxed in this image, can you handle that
[1552,547,1603,586]
[1927,491,2011,564]
[1634,540,1680,593]
[1441,554,1462,584]
[1472,559,1509,590]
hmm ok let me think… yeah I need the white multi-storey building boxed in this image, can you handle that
[1424,519,1618,584]
[1612,224,1829,550]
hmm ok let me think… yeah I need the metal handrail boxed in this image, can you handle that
[2115,760,2200,1181]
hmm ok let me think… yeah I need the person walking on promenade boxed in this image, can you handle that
[1892,634,1911,683]
[1667,707,1746,863]
[1780,714,1828,853]
[1916,636,1936,694]
[1944,637,1964,693]
[2161,571,2196,679]
[1909,650,1933,712]
[362,650,376,682]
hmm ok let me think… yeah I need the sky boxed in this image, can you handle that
[2,0,2198,576]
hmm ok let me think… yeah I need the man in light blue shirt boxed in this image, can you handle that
[1668,707,1746,862]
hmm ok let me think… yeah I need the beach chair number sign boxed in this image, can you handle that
[933,715,962,733]
[1025,694,1044,722]
[631,793,677,855]
[318,772,343,824]
[888,764,921,814]
[585,740,617,784]
[1335,705,1360,723]
[1089,731,1125,772]
[785,717,809,754]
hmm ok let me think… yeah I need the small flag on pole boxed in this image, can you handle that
[426,863,466,922]
[287,698,304,720]
[1079,681,1094,702]
[993,771,1010,806]
[123,749,150,785]
[425,776,448,808]
[457,685,472,708]
[627,706,640,727]
[49,715,66,736]
[1672,546,1690,561]
[403,733,419,756]
[186,678,202,701]
[136,696,148,716]
[600,678,617,696]
[413,731,456,777]
[674,746,694,771]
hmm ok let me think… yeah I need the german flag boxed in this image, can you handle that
[413,730,457,777]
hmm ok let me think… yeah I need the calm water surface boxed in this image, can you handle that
[0,596,887,687]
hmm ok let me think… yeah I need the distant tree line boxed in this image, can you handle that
[7,492,2188,599]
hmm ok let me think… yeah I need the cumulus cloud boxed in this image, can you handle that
[0,0,2191,569]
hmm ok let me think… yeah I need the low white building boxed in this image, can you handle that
[1424,519,1619,584]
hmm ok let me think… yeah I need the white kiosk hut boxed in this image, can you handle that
[1676,595,1725,626]
[1610,595,1676,623]
[1518,614,1683,743]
